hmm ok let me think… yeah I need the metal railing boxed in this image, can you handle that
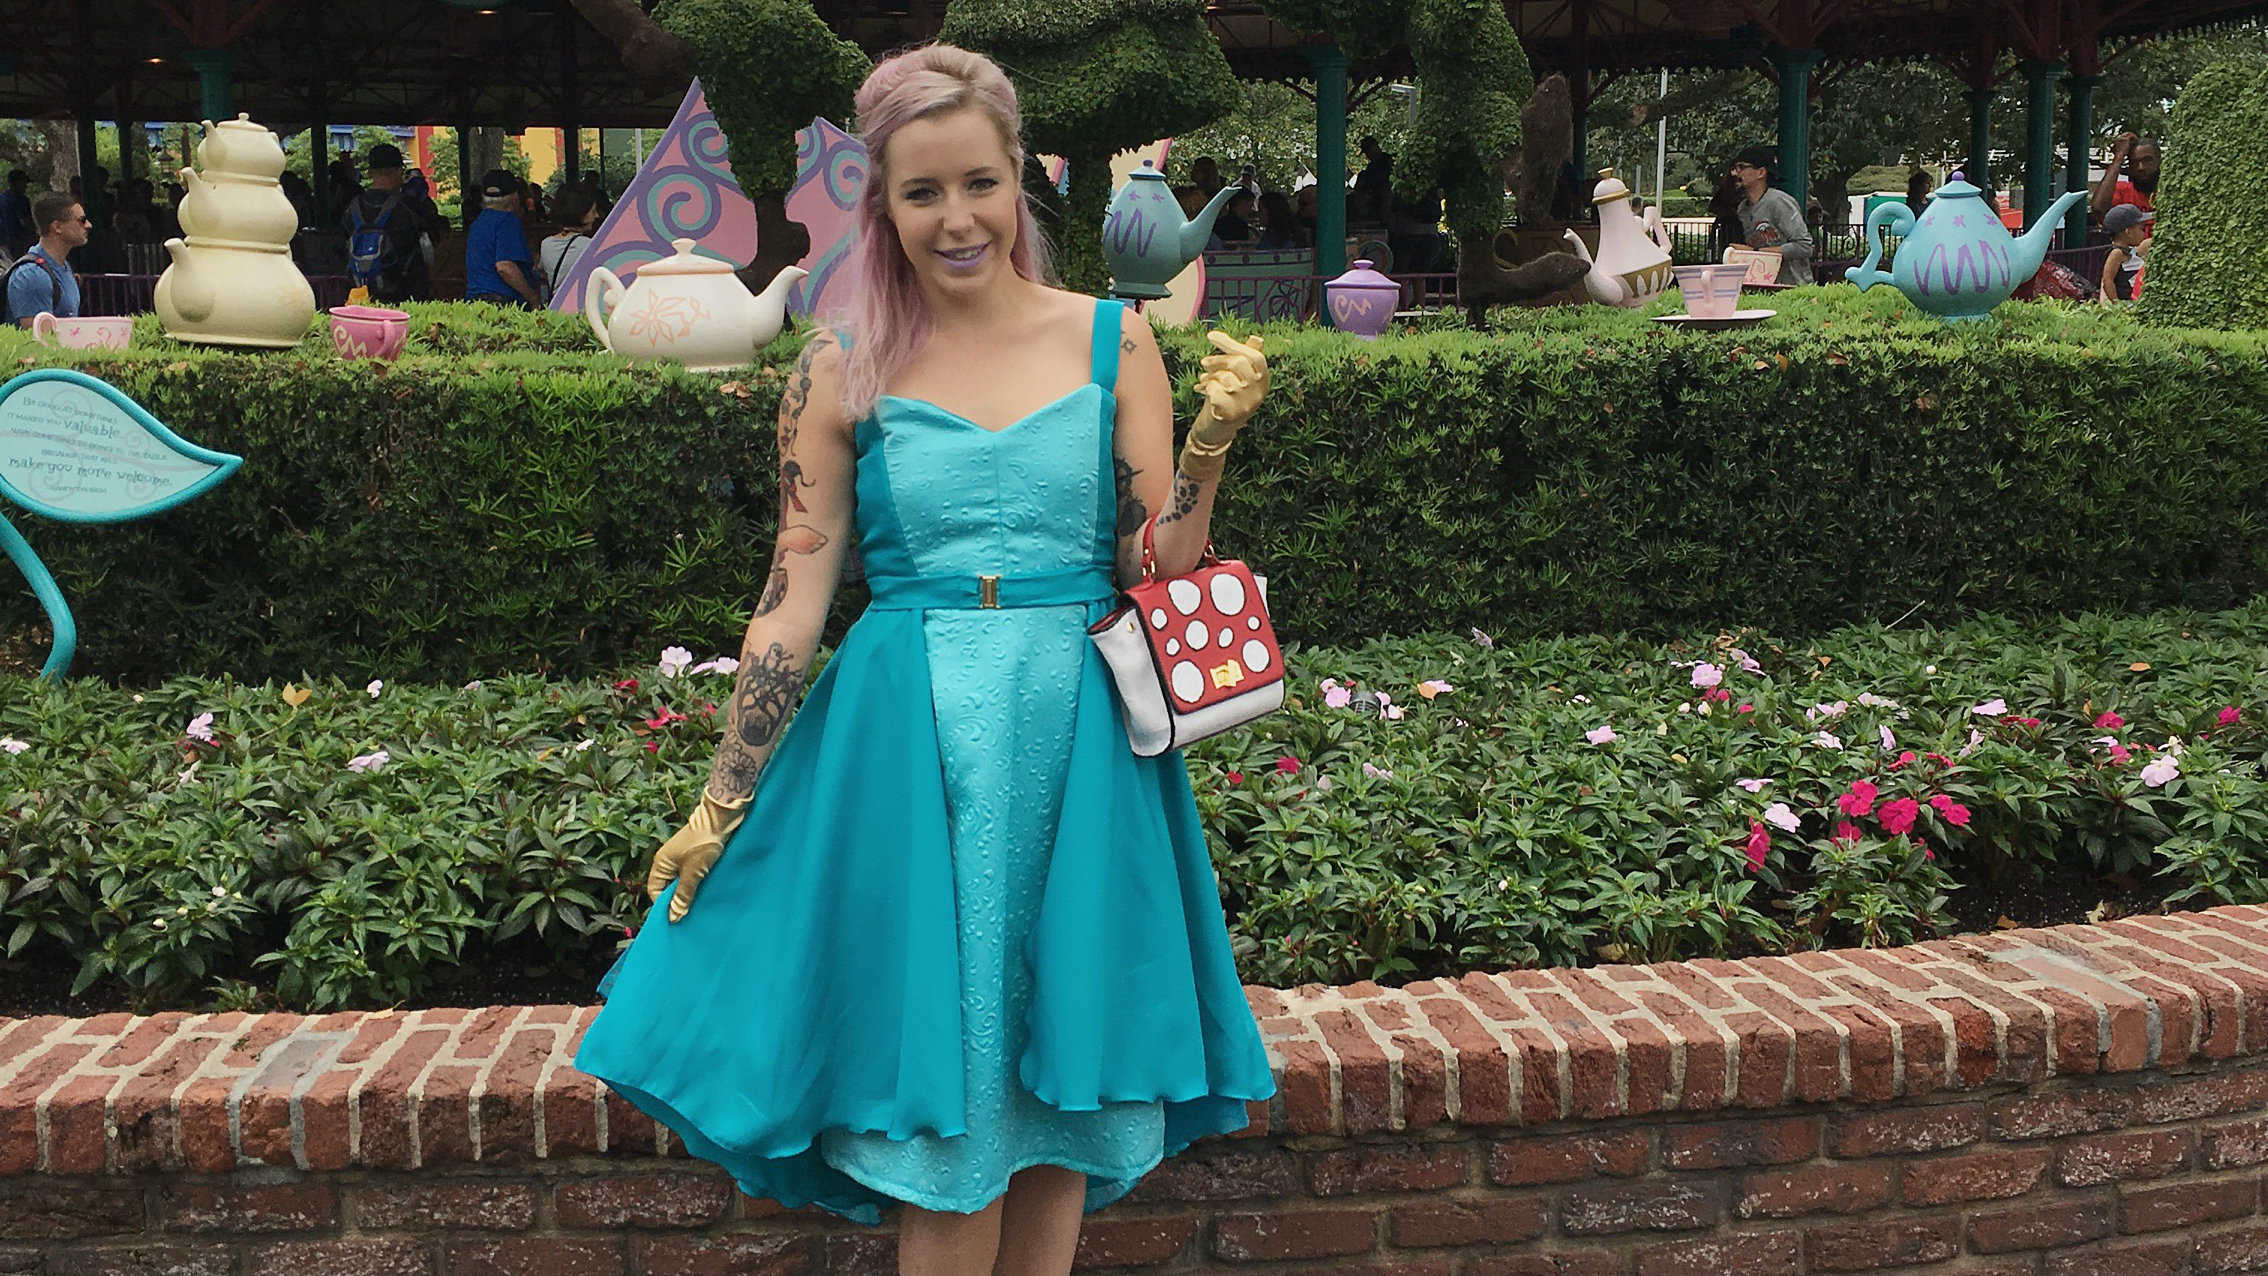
[75,273,355,318]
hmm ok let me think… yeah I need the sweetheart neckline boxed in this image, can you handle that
[878,384,1097,436]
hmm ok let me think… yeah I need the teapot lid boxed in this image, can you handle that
[1327,259,1398,292]
[1935,172,1984,199]
[1125,160,1168,183]
[211,113,272,134]
[1590,167,1632,205]
[636,237,739,277]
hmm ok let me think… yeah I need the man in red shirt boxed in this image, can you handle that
[2090,131,2158,221]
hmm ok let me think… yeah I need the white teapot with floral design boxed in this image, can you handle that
[583,238,806,373]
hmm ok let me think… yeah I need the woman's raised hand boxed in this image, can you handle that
[1196,331,1268,433]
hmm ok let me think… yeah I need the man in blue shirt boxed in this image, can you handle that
[4,192,88,327]
[463,168,541,307]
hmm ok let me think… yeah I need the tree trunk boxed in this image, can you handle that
[40,119,76,192]
[742,192,811,296]
[467,127,508,180]
[561,0,694,88]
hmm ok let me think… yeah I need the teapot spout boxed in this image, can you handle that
[2010,189,2090,278]
[1178,185,1239,259]
[160,238,215,323]
[748,265,809,348]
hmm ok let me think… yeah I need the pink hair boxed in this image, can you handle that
[827,43,1054,421]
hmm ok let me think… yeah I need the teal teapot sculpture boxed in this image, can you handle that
[1844,173,2087,322]
[1103,161,1237,300]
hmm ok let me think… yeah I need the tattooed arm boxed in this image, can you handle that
[1111,306,1223,586]
[702,330,858,805]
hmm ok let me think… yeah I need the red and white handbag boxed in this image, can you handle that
[1088,514,1285,756]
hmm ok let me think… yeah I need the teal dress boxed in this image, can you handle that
[572,298,1275,1225]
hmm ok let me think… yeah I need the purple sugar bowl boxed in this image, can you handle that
[1323,259,1400,340]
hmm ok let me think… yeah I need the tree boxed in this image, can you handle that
[1162,78,1413,197]
[2137,57,2268,331]
[2093,20,2268,145]
[941,0,1242,293]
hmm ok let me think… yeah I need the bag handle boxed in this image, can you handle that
[1137,512,1218,585]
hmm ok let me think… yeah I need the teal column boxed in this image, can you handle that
[2020,57,2062,230]
[1571,97,1588,191]
[182,48,233,122]
[1308,42,1349,283]
[1770,46,1821,210]
[2064,72,2097,246]
[1964,86,1993,189]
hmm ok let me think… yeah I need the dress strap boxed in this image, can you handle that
[1089,298,1124,392]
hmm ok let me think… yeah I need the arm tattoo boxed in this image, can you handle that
[1156,472,1203,526]
[754,524,830,618]
[707,639,805,798]
[1113,457,1148,538]
[1121,336,1137,354]
[776,333,827,457]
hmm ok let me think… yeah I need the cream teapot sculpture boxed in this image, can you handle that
[154,114,315,349]
[1563,169,1675,307]
[584,239,807,372]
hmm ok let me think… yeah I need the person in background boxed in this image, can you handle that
[464,167,541,307]
[326,156,363,226]
[0,170,32,257]
[1255,190,1302,249]
[1905,170,1934,218]
[343,143,449,302]
[2091,132,2158,220]
[538,189,599,305]
[1729,145,1812,285]
[1352,135,1393,223]
[3,192,87,327]
[2097,203,2150,303]
[576,171,612,219]
[1189,155,1224,199]
[279,171,317,228]
[1294,184,1319,247]
[1213,189,1255,245]
[1707,172,1745,260]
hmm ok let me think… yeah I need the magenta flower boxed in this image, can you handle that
[1879,797,1920,836]
[1837,780,1878,817]
[1276,755,1302,775]
[1929,794,1971,827]
[1832,821,1862,844]
[2219,706,2242,727]
[2094,711,2125,729]
[1743,820,1770,872]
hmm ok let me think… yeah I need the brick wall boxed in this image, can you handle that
[12,906,2268,1273]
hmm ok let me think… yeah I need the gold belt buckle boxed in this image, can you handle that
[978,574,1001,608]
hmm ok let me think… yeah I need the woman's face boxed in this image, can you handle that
[880,106,1021,301]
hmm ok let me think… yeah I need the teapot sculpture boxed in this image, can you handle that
[1103,161,1238,300]
[584,238,807,372]
[1563,169,1675,307]
[1845,174,2087,322]
[154,114,315,349]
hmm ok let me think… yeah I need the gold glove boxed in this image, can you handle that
[1182,331,1268,480]
[644,786,751,924]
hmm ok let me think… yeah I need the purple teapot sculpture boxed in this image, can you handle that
[1104,161,1237,300]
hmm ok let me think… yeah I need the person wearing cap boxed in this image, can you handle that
[340,142,448,303]
[465,167,541,307]
[1728,145,1812,285]
[2098,202,2151,303]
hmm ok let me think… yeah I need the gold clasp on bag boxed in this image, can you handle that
[979,574,1001,608]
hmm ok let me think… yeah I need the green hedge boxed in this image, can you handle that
[3,294,2266,683]
[9,603,2268,1010]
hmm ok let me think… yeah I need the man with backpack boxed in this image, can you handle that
[340,143,447,303]
[4,192,88,328]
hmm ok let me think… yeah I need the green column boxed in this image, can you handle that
[2020,57,2062,230]
[1770,46,1821,210]
[1308,42,1349,284]
[183,48,233,122]
[1571,96,1588,190]
[2064,72,2097,246]
[1964,86,1994,189]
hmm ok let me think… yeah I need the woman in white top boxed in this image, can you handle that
[538,190,598,304]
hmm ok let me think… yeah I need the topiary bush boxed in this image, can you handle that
[2137,57,2268,331]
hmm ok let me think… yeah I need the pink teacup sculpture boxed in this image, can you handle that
[328,305,410,360]
[1671,265,1747,318]
[30,314,133,350]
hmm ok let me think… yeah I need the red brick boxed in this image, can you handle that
[37,1244,233,1275]
[352,1181,535,1230]
[416,1064,481,1166]
[1732,984,1847,1104]
[478,1026,560,1163]
[2135,1068,2268,1123]
[1737,1162,1894,1217]
[1919,960,2055,1083]
[360,1028,450,1168]
[1126,1147,1299,1202]
[2121,1177,2258,1232]
[553,1174,733,1229]
[1723,1011,1794,1108]
[540,1069,601,1158]
[1933,995,2008,1086]
[159,1182,336,1233]
[300,1069,355,1172]
[1309,1141,1469,1195]
[634,1234,808,1276]
[1488,1131,1647,1185]
[1388,1198,1545,1247]
[0,1185,143,1239]
[218,1015,303,1069]
[2195,1222,2268,1273]
[1211,1210,1377,1261]
[1994,1088,2133,1140]
[603,1086,662,1156]
[1818,1002,1898,1102]
[1068,1216,1196,1269]
[1968,1197,2118,1252]
[1275,1039,1335,1134]
[1805,1218,1960,1271]
[1413,997,1512,1126]
[2059,1127,2191,1185]
[245,1237,434,1276]
[96,1016,192,1070]
[441,1237,624,1276]
[1901,1146,2054,1205]
[1661,1116,1817,1168]
[1465,1255,1624,1276]
[111,1031,230,1173]
[46,1071,112,1173]
[336,1014,409,1064]
[819,1232,896,1276]
[2045,1238,2190,1276]
[1831,1102,1988,1156]
[2208,1117,2268,1168]
[1635,1233,1802,1276]
[1520,989,1623,1118]
[1380,1026,1452,1131]
[1314,1008,1395,1134]
[1559,1181,1715,1234]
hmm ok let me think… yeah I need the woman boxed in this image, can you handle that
[1256,190,1302,249]
[1729,145,1813,285]
[1707,173,1745,262]
[571,43,1277,1276]
[536,189,597,305]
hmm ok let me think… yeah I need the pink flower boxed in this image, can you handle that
[1362,762,1394,778]
[2142,755,2180,788]
[1929,794,1971,826]
[1879,797,1921,836]
[1743,820,1770,872]
[644,706,688,730]
[644,740,659,753]
[1971,698,2008,717]
[1586,725,1618,745]
[613,678,640,692]
[1920,844,1936,861]
[1276,756,1302,775]
[1691,662,1724,689]
[1832,821,1863,844]
[2110,744,2132,765]
[1737,703,1754,714]
[2094,711,2125,729]
[1417,679,1455,699]
[1703,687,1730,703]
[1762,802,1801,832]
[1320,678,1353,709]
[1225,770,1245,785]
[2220,706,2242,727]
[1837,780,1878,817]
[1734,778,1769,793]
[1889,750,1917,770]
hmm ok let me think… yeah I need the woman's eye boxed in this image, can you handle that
[904,187,937,203]
[970,178,998,193]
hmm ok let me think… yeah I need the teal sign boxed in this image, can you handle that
[0,369,243,679]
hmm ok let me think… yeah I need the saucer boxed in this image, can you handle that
[1651,308,1776,331]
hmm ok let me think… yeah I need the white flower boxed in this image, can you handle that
[1806,701,1848,722]
[463,680,483,691]
[185,713,214,742]
[2165,736,2185,756]
[1879,725,1897,751]
[1730,648,1762,674]
[0,737,27,755]
[1697,701,1712,716]
[1572,694,1590,705]
[1470,627,1494,649]
[1314,774,1334,792]
[573,739,595,752]
[1762,802,1801,832]
[1925,665,1937,675]
[367,680,384,699]
[1971,698,2008,716]
[346,749,390,772]
[689,656,740,677]
[1677,702,1691,714]
[1376,692,1404,721]
[2141,755,2180,788]
[152,917,166,930]
[210,885,225,897]
[1586,725,1618,745]
[1858,693,1900,709]
[1735,778,1769,792]
[1961,727,1985,755]
[1362,762,1394,778]
[658,646,694,678]
[1814,731,1844,750]
[1691,662,1724,689]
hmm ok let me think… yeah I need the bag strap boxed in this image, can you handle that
[1137,512,1217,585]
[6,251,62,311]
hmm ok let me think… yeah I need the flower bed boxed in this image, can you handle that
[9,604,2268,1016]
